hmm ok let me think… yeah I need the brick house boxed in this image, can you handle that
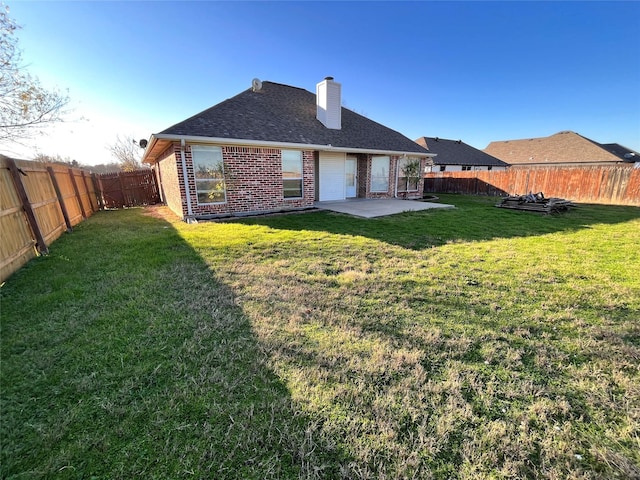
[142,78,433,221]
[484,130,639,167]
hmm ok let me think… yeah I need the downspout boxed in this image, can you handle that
[179,139,194,220]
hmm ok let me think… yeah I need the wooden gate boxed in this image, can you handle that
[96,170,160,209]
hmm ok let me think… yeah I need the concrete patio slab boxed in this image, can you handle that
[315,198,455,218]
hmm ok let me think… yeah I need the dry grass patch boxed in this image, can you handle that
[179,196,639,479]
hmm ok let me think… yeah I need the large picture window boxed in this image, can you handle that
[282,150,303,198]
[371,156,390,192]
[397,157,420,192]
[191,145,225,204]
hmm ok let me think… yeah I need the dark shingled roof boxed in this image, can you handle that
[415,137,508,167]
[599,143,639,162]
[160,81,428,155]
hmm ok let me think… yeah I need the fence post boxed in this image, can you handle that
[80,170,96,213]
[7,158,49,254]
[46,166,73,232]
[69,168,87,219]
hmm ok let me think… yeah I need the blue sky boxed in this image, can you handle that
[5,1,640,165]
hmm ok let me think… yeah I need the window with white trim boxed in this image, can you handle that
[192,145,226,204]
[282,150,303,198]
[371,156,390,192]
[397,157,420,192]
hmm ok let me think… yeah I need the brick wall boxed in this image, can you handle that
[182,145,315,217]
[357,154,368,198]
[364,155,399,199]
[155,145,184,218]
[395,158,427,199]
[360,155,427,199]
[154,143,428,220]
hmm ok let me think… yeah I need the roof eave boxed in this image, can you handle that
[141,134,168,164]
[143,134,434,162]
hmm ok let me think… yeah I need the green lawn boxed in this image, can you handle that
[2,194,639,479]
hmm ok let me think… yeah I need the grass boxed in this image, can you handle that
[1,194,639,479]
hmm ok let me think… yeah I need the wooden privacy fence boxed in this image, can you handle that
[424,165,640,206]
[95,169,160,209]
[1,156,99,283]
[1,157,161,283]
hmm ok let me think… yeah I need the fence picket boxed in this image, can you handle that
[424,166,639,205]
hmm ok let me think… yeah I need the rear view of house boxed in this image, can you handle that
[142,78,433,221]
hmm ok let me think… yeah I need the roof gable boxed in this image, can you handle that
[415,136,508,167]
[484,131,628,165]
[159,81,428,155]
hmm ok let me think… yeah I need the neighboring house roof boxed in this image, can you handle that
[415,137,508,167]
[599,143,640,162]
[484,130,637,166]
[144,81,430,162]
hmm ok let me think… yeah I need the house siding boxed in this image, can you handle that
[426,165,508,173]
[184,145,315,218]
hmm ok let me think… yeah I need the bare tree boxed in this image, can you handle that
[86,162,123,174]
[0,5,70,143]
[108,134,143,171]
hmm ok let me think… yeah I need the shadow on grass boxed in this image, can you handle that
[0,209,349,479]
[232,194,640,250]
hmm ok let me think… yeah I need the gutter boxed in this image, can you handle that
[144,133,435,162]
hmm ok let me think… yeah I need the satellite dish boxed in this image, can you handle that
[139,139,148,148]
[252,78,262,92]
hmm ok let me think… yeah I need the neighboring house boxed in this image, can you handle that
[142,78,433,220]
[484,130,639,167]
[415,137,509,172]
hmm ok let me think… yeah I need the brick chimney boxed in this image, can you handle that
[316,77,341,130]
